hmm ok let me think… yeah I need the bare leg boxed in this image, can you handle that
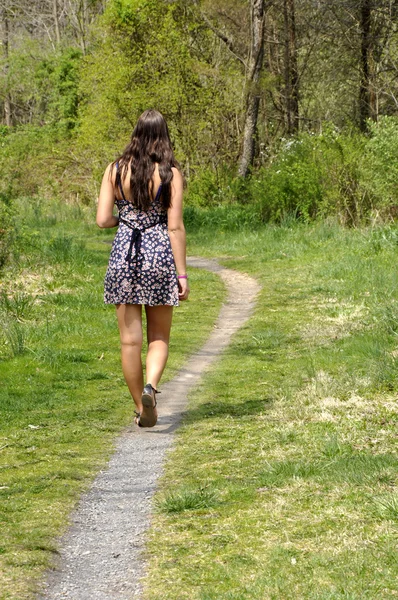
[145,305,173,389]
[116,304,144,412]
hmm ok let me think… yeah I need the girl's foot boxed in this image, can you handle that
[137,383,159,427]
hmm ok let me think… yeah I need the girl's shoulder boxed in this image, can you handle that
[171,166,183,180]
[103,161,118,184]
[171,167,184,190]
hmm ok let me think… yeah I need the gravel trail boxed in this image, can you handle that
[38,257,260,600]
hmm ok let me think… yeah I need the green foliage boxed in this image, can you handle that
[2,1,398,226]
[185,166,249,207]
[45,234,87,264]
[0,291,31,357]
[0,197,14,269]
[77,0,242,181]
[374,494,398,521]
[0,135,16,268]
[184,204,262,232]
[249,119,398,225]
[0,45,84,210]
[250,129,369,224]
[0,127,55,199]
[0,194,93,272]
[0,125,80,219]
[183,128,376,225]
[362,116,398,214]
[35,47,83,131]
[4,39,82,131]
[253,137,323,222]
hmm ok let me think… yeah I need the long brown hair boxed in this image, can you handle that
[112,109,178,211]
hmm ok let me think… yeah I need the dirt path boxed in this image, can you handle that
[38,257,260,600]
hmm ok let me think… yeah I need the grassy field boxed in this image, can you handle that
[143,220,398,599]
[0,198,226,600]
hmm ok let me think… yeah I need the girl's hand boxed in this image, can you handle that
[178,277,190,301]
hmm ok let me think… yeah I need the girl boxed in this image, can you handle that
[96,109,189,427]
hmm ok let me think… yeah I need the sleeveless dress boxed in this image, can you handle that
[104,165,179,306]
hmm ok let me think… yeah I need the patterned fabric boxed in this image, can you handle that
[104,177,179,306]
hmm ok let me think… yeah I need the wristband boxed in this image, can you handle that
[178,274,188,279]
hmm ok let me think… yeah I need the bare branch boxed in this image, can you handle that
[191,0,247,68]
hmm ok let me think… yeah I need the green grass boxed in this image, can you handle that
[154,486,219,514]
[0,199,226,600]
[143,220,398,599]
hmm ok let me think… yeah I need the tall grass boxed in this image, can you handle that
[1,318,27,356]
[0,291,34,321]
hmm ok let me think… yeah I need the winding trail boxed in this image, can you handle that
[39,257,260,600]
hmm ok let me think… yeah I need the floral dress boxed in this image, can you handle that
[104,168,179,306]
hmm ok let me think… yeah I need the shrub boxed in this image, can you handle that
[249,129,369,224]
[184,165,252,207]
[183,129,380,227]
[0,177,15,270]
[362,116,398,218]
[184,203,262,232]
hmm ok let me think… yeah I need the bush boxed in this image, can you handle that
[184,203,262,232]
[362,116,398,218]
[249,129,369,224]
[0,185,15,270]
[183,128,380,226]
[184,166,252,207]
[0,223,12,269]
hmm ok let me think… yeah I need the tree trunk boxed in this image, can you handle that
[359,0,372,131]
[283,0,299,134]
[81,0,88,54]
[238,0,265,178]
[53,0,61,46]
[0,8,12,127]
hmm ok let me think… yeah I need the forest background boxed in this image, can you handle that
[2,0,398,259]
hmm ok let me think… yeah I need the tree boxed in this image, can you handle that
[359,0,373,130]
[283,0,299,134]
[194,0,267,176]
[77,0,241,180]
[238,0,265,176]
[317,0,398,129]
[0,5,12,126]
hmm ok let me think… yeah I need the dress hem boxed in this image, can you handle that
[104,300,179,307]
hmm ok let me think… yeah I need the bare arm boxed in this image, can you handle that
[96,164,119,228]
[168,168,189,301]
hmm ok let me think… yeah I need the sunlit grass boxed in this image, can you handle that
[0,199,226,600]
[144,220,398,599]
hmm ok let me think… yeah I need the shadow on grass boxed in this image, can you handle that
[151,395,274,436]
[154,396,275,438]
[186,395,273,420]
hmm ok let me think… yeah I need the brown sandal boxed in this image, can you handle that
[136,383,160,427]
[134,410,143,427]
